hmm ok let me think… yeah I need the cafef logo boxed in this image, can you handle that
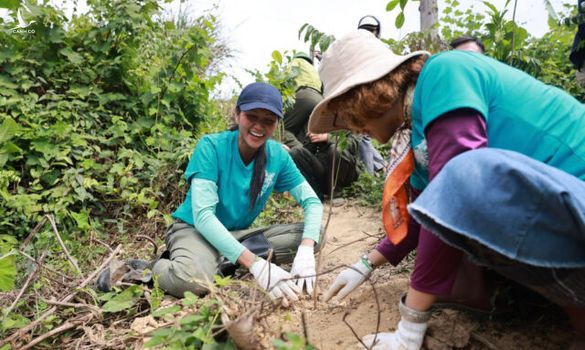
[10,3,36,34]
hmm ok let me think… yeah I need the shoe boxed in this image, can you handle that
[96,259,152,292]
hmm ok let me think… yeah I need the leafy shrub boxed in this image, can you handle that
[0,0,227,241]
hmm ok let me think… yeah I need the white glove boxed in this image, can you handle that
[323,258,372,301]
[290,245,316,294]
[250,257,301,302]
[362,298,430,350]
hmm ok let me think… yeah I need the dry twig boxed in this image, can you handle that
[20,313,93,350]
[470,332,500,350]
[326,235,378,256]
[136,234,158,257]
[311,135,341,306]
[91,237,114,253]
[19,250,74,282]
[42,298,101,314]
[21,215,49,249]
[5,250,49,316]
[0,245,122,349]
[47,214,84,278]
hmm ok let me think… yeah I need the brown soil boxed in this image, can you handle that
[268,203,575,350]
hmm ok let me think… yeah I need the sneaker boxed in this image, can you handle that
[96,258,152,292]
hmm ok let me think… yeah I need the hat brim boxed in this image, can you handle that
[239,102,284,119]
[308,50,429,134]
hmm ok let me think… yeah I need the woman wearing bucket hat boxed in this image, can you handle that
[312,30,585,349]
[148,82,323,303]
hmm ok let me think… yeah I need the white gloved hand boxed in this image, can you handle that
[250,257,301,302]
[323,258,372,301]
[290,245,316,294]
[361,298,430,350]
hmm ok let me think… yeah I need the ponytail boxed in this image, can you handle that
[249,144,266,209]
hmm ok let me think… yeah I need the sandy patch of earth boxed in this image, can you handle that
[269,203,574,349]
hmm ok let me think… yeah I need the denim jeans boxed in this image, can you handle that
[409,148,585,306]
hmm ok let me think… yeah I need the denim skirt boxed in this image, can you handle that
[408,148,585,306]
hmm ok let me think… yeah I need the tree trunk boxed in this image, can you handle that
[420,0,439,40]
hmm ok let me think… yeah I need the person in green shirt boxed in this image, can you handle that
[99,83,323,305]
[283,52,365,199]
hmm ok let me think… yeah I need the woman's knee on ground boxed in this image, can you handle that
[152,255,218,297]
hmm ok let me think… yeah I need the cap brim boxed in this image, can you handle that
[308,50,429,134]
[239,102,283,119]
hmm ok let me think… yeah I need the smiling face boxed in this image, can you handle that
[235,108,278,163]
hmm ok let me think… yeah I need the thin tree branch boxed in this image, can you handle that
[19,250,75,282]
[510,0,518,60]
[47,214,84,278]
[21,215,49,249]
[5,250,49,316]
[136,234,158,257]
[312,134,340,306]
[91,237,114,253]
[0,245,122,349]
[326,235,377,256]
[20,314,93,350]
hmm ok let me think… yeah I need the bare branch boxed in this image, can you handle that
[21,215,49,249]
[0,245,122,349]
[47,214,84,278]
[19,250,75,282]
[136,234,158,257]
[5,250,48,316]
[20,314,93,350]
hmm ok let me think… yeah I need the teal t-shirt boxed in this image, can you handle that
[172,130,304,230]
[410,50,585,190]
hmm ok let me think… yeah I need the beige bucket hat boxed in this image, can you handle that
[308,30,430,133]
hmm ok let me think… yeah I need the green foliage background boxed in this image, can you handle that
[0,0,583,347]
[0,0,227,243]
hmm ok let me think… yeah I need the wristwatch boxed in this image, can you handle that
[360,253,375,271]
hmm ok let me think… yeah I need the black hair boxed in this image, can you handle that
[449,35,485,53]
[357,15,381,38]
[231,108,267,209]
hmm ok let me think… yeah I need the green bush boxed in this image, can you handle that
[0,0,227,240]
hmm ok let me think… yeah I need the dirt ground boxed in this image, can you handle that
[268,203,575,350]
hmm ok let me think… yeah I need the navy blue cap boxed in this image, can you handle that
[236,82,284,119]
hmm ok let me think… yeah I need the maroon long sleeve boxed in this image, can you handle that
[409,109,487,296]
[375,109,487,295]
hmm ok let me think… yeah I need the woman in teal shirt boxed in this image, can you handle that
[152,82,323,303]
[311,30,585,349]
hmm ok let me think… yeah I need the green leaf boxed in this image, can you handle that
[101,285,144,313]
[271,50,282,65]
[202,343,237,350]
[395,12,405,28]
[0,117,18,143]
[179,314,204,326]
[151,305,181,317]
[182,291,198,306]
[0,252,17,292]
[1,312,31,332]
[0,234,17,255]
[59,48,84,65]
[0,0,20,10]
[399,0,408,10]
[212,274,232,287]
[298,23,309,39]
[70,210,90,231]
[386,0,400,11]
